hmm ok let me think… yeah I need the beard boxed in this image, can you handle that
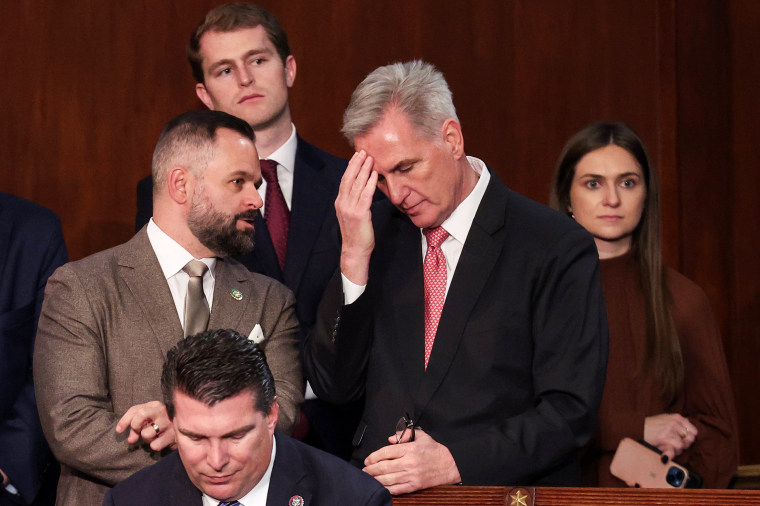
[187,189,256,258]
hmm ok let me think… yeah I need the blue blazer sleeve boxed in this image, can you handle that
[0,193,68,504]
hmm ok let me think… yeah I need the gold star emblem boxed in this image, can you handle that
[509,488,529,506]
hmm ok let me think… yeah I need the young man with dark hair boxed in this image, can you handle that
[135,2,359,461]
[104,329,390,506]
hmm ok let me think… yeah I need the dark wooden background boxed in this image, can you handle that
[2,0,758,468]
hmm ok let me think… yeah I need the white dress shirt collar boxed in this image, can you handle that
[420,156,490,294]
[146,219,216,280]
[146,219,217,323]
[259,124,297,210]
[264,123,297,175]
[202,436,277,506]
[433,156,490,246]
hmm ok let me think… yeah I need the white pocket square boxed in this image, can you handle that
[248,323,266,344]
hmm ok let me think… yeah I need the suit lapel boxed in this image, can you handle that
[118,229,184,357]
[266,432,313,506]
[413,179,508,419]
[283,137,334,294]
[250,212,283,281]
[170,452,204,504]
[245,137,336,292]
[382,214,427,395]
[208,258,253,333]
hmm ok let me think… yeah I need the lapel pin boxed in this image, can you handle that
[289,496,304,506]
[230,288,243,301]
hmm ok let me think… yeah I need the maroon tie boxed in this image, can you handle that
[260,159,290,270]
[423,227,449,369]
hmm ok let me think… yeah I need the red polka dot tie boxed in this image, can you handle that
[260,159,290,271]
[423,226,449,369]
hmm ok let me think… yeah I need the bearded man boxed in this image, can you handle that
[34,110,302,506]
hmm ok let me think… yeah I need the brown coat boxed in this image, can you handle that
[582,252,738,488]
[33,228,302,506]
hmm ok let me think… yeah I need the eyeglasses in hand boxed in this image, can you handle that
[395,413,416,444]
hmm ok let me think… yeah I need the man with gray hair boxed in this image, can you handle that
[35,110,302,505]
[305,61,608,493]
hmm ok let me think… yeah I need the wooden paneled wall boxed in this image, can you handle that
[2,0,758,466]
[728,0,760,468]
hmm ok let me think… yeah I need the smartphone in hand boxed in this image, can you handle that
[610,437,702,488]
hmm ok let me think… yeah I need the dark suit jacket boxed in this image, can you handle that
[102,431,391,506]
[0,193,67,505]
[137,136,362,459]
[34,228,302,506]
[306,175,609,486]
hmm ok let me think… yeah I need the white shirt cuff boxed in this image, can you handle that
[341,273,366,305]
[4,482,19,496]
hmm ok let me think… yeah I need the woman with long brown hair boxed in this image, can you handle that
[551,121,738,487]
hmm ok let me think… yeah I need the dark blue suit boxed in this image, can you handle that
[136,136,362,459]
[102,431,391,506]
[0,193,67,505]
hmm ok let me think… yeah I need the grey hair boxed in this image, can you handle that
[341,60,458,147]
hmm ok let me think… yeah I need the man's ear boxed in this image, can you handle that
[284,55,297,88]
[167,166,193,205]
[441,119,464,159]
[267,398,280,433]
[195,83,215,110]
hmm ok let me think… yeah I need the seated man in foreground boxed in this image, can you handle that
[104,328,391,505]
[305,60,609,493]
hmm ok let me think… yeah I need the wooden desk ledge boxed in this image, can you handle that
[393,485,760,505]
[735,464,760,490]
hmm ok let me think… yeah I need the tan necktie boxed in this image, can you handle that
[182,260,209,337]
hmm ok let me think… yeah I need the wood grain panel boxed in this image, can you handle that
[512,1,663,202]
[675,0,732,340]
[729,0,760,469]
[1,1,208,258]
[393,485,760,505]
